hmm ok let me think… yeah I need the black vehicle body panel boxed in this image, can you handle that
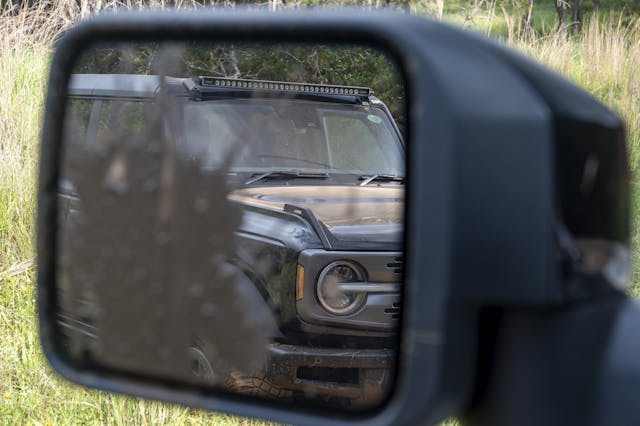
[228,184,404,344]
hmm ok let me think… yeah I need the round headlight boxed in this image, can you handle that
[316,261,366,316]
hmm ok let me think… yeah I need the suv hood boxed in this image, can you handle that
[229,185,404,247]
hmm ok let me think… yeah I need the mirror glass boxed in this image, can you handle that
[57,40,406,411]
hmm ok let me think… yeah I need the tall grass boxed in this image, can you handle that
[0,1,639,425]
[505,16,640,166]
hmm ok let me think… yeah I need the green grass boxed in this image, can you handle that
[0,2,639,425]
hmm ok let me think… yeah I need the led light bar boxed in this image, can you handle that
[198,76,371,97]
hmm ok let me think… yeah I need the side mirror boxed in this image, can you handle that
[37,10,629,426]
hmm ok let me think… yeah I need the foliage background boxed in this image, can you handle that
[0,0,639,424]
[73,42,406,129]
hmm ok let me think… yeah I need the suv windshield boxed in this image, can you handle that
[182,99,404,177]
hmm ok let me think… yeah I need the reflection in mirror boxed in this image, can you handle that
[57,41,406,411]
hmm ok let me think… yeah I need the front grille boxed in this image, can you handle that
[386,256,403,275]
[385,256,402,320]
[384,301,401,319]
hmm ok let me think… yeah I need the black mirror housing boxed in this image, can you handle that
[37,9,628,426]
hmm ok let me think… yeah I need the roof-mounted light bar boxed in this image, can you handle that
[198,76,371,97]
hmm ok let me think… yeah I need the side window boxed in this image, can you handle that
[63,99,93,145]
[95,100,149,148]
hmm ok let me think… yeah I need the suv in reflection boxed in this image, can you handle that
[61,74,404,408]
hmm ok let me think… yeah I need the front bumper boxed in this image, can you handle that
[264,343,395,403]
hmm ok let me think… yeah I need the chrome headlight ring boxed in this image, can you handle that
[315,260,367,316]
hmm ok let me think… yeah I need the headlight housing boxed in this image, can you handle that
[316,260,366,315]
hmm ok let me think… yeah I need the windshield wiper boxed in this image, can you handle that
[245,170,329,185]
[358,174,405,186]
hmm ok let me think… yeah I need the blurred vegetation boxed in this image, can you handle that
[439,0,639,36]
[0,1,639,425]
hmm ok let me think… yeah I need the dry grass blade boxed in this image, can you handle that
[0,1,213,53]
[0,257,34,281]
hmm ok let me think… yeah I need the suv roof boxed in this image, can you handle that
[68,74,177,98]
[67,74,374,104]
